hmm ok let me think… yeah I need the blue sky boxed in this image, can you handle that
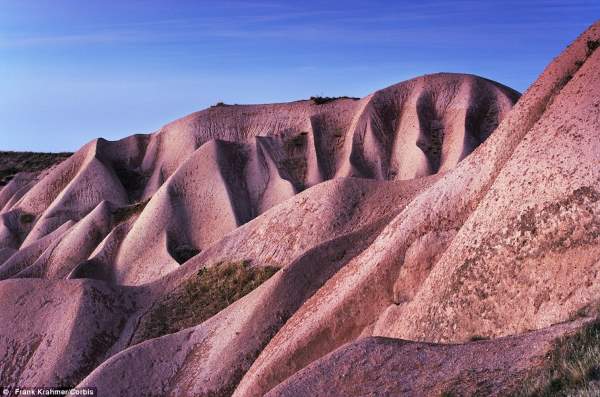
[1,1,598,152]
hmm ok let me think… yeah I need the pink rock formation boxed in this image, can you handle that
[267,320,588,397]
[0,20,598,397]
[0,73,517,286]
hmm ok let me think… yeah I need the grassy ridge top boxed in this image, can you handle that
[0,151,72,186]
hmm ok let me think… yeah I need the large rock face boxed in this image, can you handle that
[0,20,598,397]
[0,73,517,286]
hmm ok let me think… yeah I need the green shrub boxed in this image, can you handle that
[310,96,359,105]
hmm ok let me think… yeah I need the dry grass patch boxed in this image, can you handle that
[518,320,600,396]
[468,334,490,342]
[132,260,279,344]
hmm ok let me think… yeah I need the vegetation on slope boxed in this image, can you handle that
[111,199,150,225]
[132,261,279,344]
[518,319,600,396]
[310,96,359,105]
[0,151,72,186]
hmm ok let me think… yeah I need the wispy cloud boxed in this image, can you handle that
[2,0,598,49]
[0,0,597,65]
[0,32,128,47]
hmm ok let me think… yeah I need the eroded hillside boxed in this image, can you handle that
[0,20,599,397]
